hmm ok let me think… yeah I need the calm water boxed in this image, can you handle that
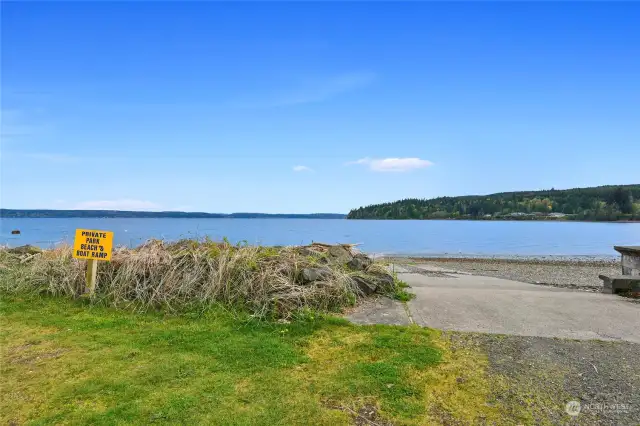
[1,218,639,258]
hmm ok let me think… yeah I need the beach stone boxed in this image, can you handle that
[352,272,395,295]
[8,245,42,255]
[370,272,395,292]
[348,253,373,271]
[301,267,332,283]
[327,245,353,264]
[353,276,378,295]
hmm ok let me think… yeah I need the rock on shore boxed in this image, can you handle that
[298,243,395,295]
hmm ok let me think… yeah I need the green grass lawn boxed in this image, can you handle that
[1,295,536,425]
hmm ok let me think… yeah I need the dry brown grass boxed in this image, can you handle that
[0,240,374,318]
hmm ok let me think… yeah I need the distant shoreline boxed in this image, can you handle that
[347,184,640,222]
[3,214,639,223]
[0,209,346,219]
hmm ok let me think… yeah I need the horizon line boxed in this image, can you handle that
[0,208,347,216]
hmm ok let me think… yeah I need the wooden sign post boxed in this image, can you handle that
[72,229,114,296]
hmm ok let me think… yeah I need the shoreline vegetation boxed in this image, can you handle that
[0,239,404,318]
[348,184,640,222]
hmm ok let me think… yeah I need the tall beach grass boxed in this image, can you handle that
[0,239,390,318]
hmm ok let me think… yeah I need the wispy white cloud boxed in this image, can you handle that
[233,71,376,108]
[346,157,433,172]
[74,199,162,210]
[293,165,314,172]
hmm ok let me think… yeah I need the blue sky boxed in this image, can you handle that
[2,2,639,213]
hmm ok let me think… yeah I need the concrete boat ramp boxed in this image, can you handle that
[347,264,640,343]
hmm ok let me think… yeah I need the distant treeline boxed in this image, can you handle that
[0,210,346,219]
[347,185,640,221]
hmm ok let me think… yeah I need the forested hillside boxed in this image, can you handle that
[347,185,640,221]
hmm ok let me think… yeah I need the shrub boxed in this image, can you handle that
[0,240,372,318]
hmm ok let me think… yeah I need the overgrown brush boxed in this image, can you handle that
[0,240,378,318]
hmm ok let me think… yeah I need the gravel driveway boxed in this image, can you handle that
[448,333,639,425]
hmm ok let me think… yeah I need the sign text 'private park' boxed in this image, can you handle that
[72,229,114,261]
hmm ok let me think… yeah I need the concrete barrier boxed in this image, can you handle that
[614,246,640,276]
[599,274,640,294]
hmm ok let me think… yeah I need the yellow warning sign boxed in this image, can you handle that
[72,229,114,261]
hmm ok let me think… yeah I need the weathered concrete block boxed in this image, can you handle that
[599,274,640,294]
[621,255,640,276]
[614,246,640,276]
